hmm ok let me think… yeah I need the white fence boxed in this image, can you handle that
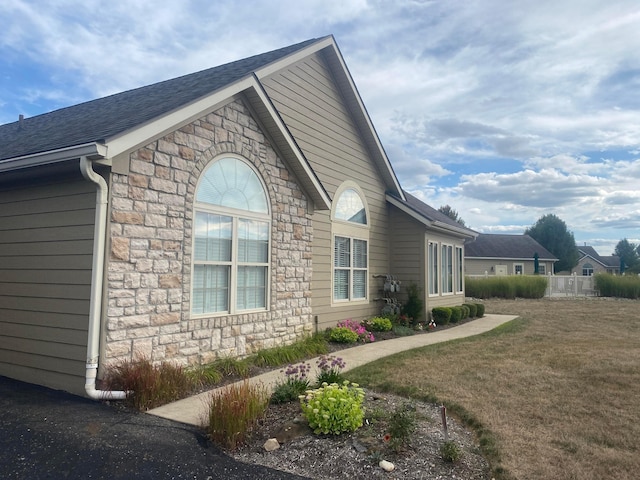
[466,273,598,297]
[545,274,597,297]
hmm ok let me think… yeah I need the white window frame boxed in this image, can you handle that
[455,246,464,293]
[442,244,454,295]
[514,263,524,275]
[191,156,271,317]
[331,182,370,305]
[538,264,546,275]
[428,241,439,296]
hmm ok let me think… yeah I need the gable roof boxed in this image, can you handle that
[0,36,405,208]
[578,246,619,268]
[465,234,558,261]
[386,190,477,239]
[0,38,319,162]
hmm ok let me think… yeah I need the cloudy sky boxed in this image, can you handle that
[2,0,639,255]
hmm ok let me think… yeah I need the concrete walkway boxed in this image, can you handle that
[148,313,517,427]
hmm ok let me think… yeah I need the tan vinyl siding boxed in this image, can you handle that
[465,259,552,276]
[0,178,94,394]
[262,53,390,329]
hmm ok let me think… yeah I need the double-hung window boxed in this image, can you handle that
[332,186,369,302]
[192,157,270,315]
[428,241,439,295]
[442,244,453,294]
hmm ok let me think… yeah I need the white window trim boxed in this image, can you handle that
[191,155,271,317]
[428,240,439,297]
[514,263,524,275]
[441,243,454,296]
[455,246,464,293]
[331,181,370,306]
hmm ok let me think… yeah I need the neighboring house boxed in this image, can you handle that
[0,36,476,396]
[465,234,557,276]
[572,246,620,276]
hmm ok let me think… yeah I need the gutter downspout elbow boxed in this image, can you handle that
[80,156,127,401]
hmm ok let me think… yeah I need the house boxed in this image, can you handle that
[465,234,557,275]
[0,36,476,396]
[572,246,620,276]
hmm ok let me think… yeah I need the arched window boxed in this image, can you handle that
[332,183,369,303]
[192,156,270,315]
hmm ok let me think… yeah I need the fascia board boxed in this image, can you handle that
[246,77,331,210]
[466,256,558,262]
[0,143,107,172]
[255,36,335,79]
[104,76,258,159]
[104,75,330,210]
[322,40,405,200]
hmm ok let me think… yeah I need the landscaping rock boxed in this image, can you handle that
[379,460,395,472]
[274,421,311,443]
[263,438,280,452]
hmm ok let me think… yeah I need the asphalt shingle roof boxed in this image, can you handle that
[0,38,321,162]
[465,234,557,260]
[394,190,477,235]
[578,246,619,267]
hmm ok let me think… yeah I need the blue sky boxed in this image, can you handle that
[2,0,640,256]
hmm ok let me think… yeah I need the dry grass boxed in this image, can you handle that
[347,297,640,480]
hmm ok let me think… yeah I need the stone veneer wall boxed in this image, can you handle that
[105,100,314,367]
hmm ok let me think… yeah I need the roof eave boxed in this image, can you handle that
[0,143,108,173]
[387,194,477,239]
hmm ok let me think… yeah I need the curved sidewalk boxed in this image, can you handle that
[148,313,517,426]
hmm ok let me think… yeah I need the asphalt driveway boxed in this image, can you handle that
[0,375,306,479]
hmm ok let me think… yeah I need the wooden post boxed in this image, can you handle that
[440,405,449,441]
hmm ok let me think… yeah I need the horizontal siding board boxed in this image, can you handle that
[0,239,94,256]
[0,309,87,330]
[0,296,89,315]
[0,362,85,395]
[0,225,94,243]
[0,282,91,299]
[0,182,93,204]
[0,269,92,285]
[0,208,96,230]
[0,193,96,217]
[0,335,86,361]
[1,322,87,345]
[0,254,93,270]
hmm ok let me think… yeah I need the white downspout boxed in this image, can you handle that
[80,156,127,400]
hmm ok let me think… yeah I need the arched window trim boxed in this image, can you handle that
[191,155,271,317]
[331,181,370,230]
[331,181,370,305]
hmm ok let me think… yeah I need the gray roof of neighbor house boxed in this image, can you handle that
[465,234,558,260]
[0,38,321,162]
[386,190,477,238]
[578,246,620,268]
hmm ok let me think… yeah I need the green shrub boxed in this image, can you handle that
[392,324,415,336]
[209,356,251,378]
[329,326,360,343]
[401,283,424,323]
[594,273,640,299]
[271,362,311,404]
[386,404,417,452]
[441,440,463,462]
[206,380,269,450]
[104,357,195,411]
[464,303,477,317]
[300,381,365,435]
[364,316,393,332]
[432,307,452,325]
[252,334,328,367]
[450,306,463,323]
[460,305,470,319]
[475,303,485,317]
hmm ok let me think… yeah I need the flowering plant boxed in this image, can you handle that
[271,362,311,404]
[336,319,375,343]
[428,319,437,330]
[316,355,346,385]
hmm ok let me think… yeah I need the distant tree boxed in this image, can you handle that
[524,214,580,272]
[614,239,640,273]
[438,205,466,227]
